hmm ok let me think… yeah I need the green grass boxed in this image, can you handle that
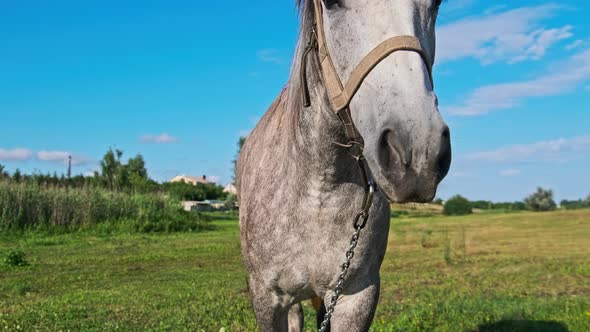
[1,210,589,331]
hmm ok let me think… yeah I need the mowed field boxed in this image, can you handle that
[1,210,589,331]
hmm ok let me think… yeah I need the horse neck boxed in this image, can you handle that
[283,27,359,185]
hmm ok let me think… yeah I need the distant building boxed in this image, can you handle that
[208,200,225,210]
[170,175,212,186]
[182,201,201,211]
[223,183,237,195]
[182,200,226,212]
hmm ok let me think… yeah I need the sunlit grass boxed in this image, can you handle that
[0,210,589,331]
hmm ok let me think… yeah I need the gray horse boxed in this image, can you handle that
[237,0,451,330]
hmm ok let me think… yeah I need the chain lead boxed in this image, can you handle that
[318,157,375,332]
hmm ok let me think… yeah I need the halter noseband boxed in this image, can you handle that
[302,0,433,143]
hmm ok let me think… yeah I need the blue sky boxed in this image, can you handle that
[1,0,589,202]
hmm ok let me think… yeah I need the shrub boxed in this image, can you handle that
[3,249,28,267]
[443,195,472,216]
[432,198,444,205]
[560,197,590,210]
[471,200,493,210]
[511,201,527,211]
[490,201,527,211]
[225,193,238,210]
[524,187,557,212]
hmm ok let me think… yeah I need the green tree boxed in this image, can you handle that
[471,200,493,210]
[225,193,238,210]
[232,136,247,184]
[100,149,119,190]
[199,183,227,200]
[163,181,206,201]
[113,149,130,190]
[126,154,148,192]
[99,150,153,191]
[127,154,147,179]
[13,169,22,182]
[511,201,527,211]
[524,187,557,212]
[0,164,7,179]
[115,164,130,190]
[443,195,472,216]
[129,173,156,193]
[100,148,139,191]
[559,197,590,210]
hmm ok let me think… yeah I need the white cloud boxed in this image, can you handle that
[0,147,91,165]
[467,135,590,163]
[509,26,572,63]
[445,49,590,116]
[257,49,284,64]
[500,169,521,177]
[437,4,571,65]
[37,150,70,162]
[565,39,583,51]
[140,133,179,144]
[0,148,33,161]
[37,150,90,166]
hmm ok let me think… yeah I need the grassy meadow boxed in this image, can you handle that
[1,209,589,331]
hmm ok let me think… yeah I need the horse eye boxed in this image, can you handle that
[435,0,443,7]
[323,0,340,9]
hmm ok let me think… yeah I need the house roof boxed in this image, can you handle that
[170,175,211,185]
[223,183,237,194]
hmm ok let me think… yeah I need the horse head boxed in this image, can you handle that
[313,0,451,202]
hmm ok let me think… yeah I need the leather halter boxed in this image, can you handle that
[302,0,433,144]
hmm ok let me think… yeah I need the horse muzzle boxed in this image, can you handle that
[375,125,451,203]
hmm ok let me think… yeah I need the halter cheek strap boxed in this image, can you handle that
[302,0,433,143]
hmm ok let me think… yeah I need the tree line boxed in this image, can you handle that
[442,187,590,216]
[0,148,227,202]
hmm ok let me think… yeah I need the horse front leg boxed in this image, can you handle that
[249,276,292,331]
[323,274,380,332]
[287,302,304,332]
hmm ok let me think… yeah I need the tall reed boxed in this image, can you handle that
[0,181,207,232]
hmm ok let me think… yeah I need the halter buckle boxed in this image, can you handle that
[332,140,364,160]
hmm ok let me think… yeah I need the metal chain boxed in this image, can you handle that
[318,157,375,332]
[318,223,363,332]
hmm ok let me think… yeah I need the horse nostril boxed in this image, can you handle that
[379,130,411,170]
[436,127,451,182]
[441,126,450,140]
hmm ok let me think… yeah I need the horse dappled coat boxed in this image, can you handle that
[237,1,451,330]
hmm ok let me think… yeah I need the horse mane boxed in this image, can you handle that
[295,0,314,43]
[284,0,316,134]
[295,0,307,13]
[287,0,344,146]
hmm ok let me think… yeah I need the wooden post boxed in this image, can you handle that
[67,155,72,179]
